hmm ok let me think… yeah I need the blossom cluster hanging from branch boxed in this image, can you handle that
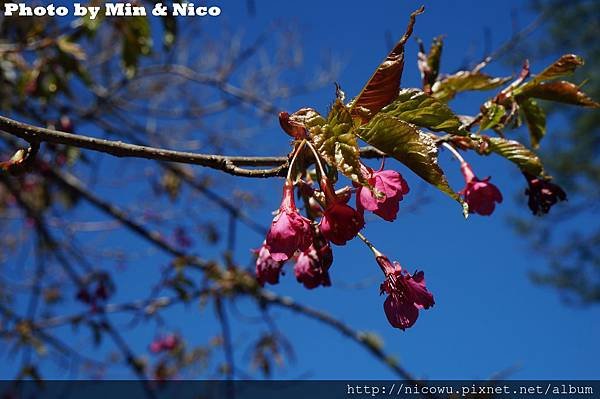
[254,6,598,330]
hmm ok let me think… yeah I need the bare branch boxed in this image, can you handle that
[0,115,288,178]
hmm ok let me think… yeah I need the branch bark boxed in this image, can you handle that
[0,115,386,177]
[0,115,288,177]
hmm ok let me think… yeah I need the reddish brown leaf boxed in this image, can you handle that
[278,111,306,139]
[350,6,424,124]
[533,54,584,82]
[515,54,585,95]
[522,81,599,108]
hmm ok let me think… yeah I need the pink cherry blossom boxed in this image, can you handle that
[377,256,434,330]
[459,162,502,216]
[255,243,285,286]
[318,177,364,246]
[266,181,313,261]
[319,201,364,245]
[149,334,179,354]
[356,165,409,221]
[149,340,163,354]
[294,235,333,289]
[162,334,179,350]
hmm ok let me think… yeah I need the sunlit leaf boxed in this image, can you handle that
[357,113,465,209]
[479,101,507,132]
[487,137,544,176]
[519,98,546,149]
[432,71,511,102]
[515,54,585,96]
[349,7,424,124]
[532,54,583,82]
[309,100,366,185]
[379,88,463,134]
[520,81,599,108]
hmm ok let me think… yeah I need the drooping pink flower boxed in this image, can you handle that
[255,243,285,286]
[523,173,567,215]
[266,180,313,261]
[377,256,434,330]
[294,234,333,289]
[149,334,180,354]
[162,334,179,350]
[319,201,364,245]
[356,165,409,221]
[459,162,502,216]
[149,340,163,354]
[319,178,364,246]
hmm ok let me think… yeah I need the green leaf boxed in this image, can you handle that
[487,137,544,176]
[309,100,366,185]
[432,71,511,102]
[520,81,599,108]
[519,98,546,149]
[478,101,506,132]
[379,88,464,134]
[120,17,152,77]
[349,7,424,124]
[357,113,465,210]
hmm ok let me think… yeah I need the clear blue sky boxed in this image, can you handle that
[2,0,599,380]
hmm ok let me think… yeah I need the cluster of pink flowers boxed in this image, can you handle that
[255,166,409,289]
[149,334,180,353]
[254,157,427,328]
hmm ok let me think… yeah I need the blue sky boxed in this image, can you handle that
[2,0,599,380]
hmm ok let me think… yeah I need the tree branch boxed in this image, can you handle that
[0,115,288,178]
[0,115,386,178]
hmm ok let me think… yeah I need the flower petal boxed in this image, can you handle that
[384,295,419,330]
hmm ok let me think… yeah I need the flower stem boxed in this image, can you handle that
[305,141,327,178]
[357,232,383,258]
[286,140,307,181]
[441,142,466,164]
